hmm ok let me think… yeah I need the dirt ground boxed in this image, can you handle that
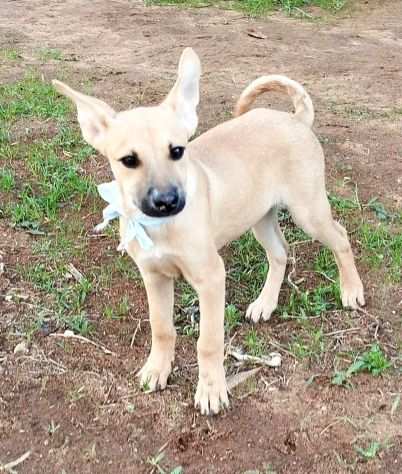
[0,0,401,473]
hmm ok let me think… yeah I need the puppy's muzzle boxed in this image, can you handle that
[141,186,186,218]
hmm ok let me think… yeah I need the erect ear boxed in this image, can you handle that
[163,48,201,139]
[52,80,116,152]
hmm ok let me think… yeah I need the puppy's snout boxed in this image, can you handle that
[142,186,185,217]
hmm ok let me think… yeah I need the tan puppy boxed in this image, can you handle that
[53,48,364,415]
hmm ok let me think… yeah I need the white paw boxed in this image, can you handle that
[341,281,365,309]
[138,355,172,392]
[246,297,277,323]
[195,367,229,415]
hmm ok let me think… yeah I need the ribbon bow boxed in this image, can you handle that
[94,180,169,251]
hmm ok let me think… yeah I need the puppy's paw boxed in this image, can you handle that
[138,355,172,392]
[341,281,365,309]
[246,297,276,323]
[195,367,229,415]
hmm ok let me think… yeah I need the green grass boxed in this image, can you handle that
[0,72,99,336]
[228,231,267,304]
[0,167,15,191]
[358,222,402,282]
[147,0,347,16]
[0,73,71,122]
[225,304,242,333]
[23,261,94,335]
[37,48,63,61]
[244,328,266,356]
[332,344,391,386]
[288,327,325,359]
[103,297,130,320]
[0,73,96,231]
[1,48,21,61]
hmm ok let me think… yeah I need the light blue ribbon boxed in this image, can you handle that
[94,181,169,251]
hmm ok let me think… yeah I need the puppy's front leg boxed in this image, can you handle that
[187,255,229,415]
[138,270,176,391]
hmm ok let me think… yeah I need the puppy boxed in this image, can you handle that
[53,48,364,415]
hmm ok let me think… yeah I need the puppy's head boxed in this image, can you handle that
[53,48,201,218]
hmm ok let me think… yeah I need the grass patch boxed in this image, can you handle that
[358,222,401,282]
[37,48,63,61]
[225,304,242,333]
[146,0,347,16]
[0,166,15,191]
[23,260,94,336]
[288,327,325,359]
[1,48,21,61]
[103,296,130,320]
[244,328,266,356]
[227,231,267,304]
[0,72,71,122]
[332,344,391,386]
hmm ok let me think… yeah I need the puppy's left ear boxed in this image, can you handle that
[164,48,201,138]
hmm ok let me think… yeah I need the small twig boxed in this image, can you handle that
[0,450,31,474]
[293,7,313,18]
[50,330,116,356]
[66,263,84,283]
[130,319,142,348]
[287,247,301,294]
[313,271,336,283]
[267,337,297,359]
[324,327,360,337]
[289,239,311,247]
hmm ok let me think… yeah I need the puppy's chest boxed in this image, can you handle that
[133,244,181,278]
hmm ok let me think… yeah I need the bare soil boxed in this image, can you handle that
[0,1,401,473]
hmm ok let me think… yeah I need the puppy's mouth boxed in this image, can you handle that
[140,186,186,218]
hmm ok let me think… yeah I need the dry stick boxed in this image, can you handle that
[324,327,360,337]
[130,319,142,348]
[267,337,297,359]
[49,330,116,356]
[0,450,31,474]
[287,247,301,294]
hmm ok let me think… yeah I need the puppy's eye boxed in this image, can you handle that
[120,153,140,168]
[169,145,185,161]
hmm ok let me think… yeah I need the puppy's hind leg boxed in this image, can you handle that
[246,207,288,323]
[289,196,364,309]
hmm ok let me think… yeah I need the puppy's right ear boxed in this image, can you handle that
[52,80,116,152]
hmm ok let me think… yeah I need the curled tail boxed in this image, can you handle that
[234,75,314,128]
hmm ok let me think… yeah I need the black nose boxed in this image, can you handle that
[141,186,185,217]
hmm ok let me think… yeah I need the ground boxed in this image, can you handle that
[0,0,401,473]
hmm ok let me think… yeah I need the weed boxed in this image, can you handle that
[64,312,92,336]
[332,344,391,386]
[146,450,183,474]
[358,222,401,281]
[355,441,382,461]
[1,48,21,61]
[366,197,394,222]
[313,248,337,280]
[37,48,63,61]
[47,420,60,436]
[0,167,15,192]
[225,304,242,333]
[244,328,266,356]
[288,328,325,359]
[281,282,341,319]
[228,231,267,303]
[103,296,130,320]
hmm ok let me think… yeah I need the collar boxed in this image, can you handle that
[94,180,169,251]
